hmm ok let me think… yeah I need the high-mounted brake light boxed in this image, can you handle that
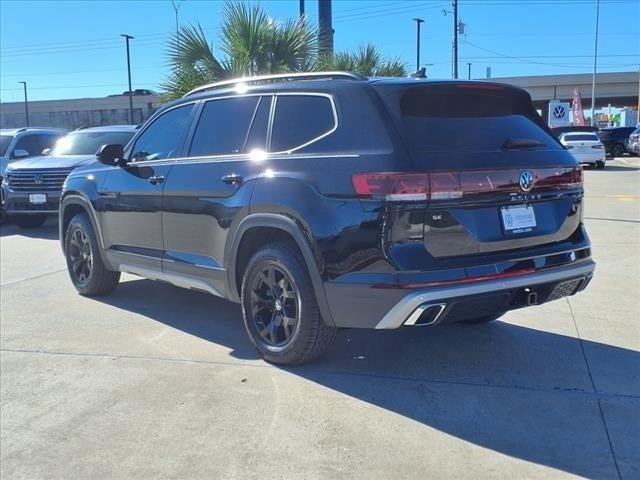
[353,167,582,202]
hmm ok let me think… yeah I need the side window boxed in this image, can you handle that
[270,95,335,152]
[13,134,41,157]
[245,96,271,153]
[38,134,63,153]
[131,104,193,161]
[188,96,259,157]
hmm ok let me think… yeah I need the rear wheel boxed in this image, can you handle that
[459,312,505,325]
[14,214,47,229]
[241,243,336,365]
[0,208,6,227]
[65,213,120,295]
[612,143,625,157]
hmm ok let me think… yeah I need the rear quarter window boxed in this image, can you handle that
[270,95,336,153]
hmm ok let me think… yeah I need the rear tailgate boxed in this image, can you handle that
[371,81,583,264]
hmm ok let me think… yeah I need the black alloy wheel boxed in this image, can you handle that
[612,143,625,157]
[68,227,93,285]
[249,263,300,348]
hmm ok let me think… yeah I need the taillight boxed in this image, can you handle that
[564,145,574,149]
[591,144,604,149]
[352,167,582,202]
[352,172,429,201]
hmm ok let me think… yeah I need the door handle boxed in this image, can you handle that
[148,175,165,185]
[222,173,243,185]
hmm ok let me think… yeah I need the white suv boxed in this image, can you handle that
[0,127,67,176]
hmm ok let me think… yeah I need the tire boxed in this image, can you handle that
[596,161,605,169]
[459,312,505,325]
[612,143,625,158]
[14,214,47,229]
[64,213,120,296]
[241,243,337,365]
[0,208,6,227]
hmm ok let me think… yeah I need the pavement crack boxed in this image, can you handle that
[1,347,638,404]
[566,298,623,480]
[1,268,66,287]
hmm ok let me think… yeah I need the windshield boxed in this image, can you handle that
[0,135,13,157]
[563,134,599,142]
[50,130,134,156]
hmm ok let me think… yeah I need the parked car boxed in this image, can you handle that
[626,127,640,156]
[58,73,595,365]
[551,125,598,139]
[3,125,136,228]
[0,127,67,225]
[597,126,636,157]
[559,132,606,168]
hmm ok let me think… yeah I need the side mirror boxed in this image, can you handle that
[12,149,30,159]
[41,148,51,156]
[97,144,125,166]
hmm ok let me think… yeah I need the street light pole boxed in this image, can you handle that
[590,0,600,126]
[299,0,305,17]
[18,81,29,126]
[452,0,458,79]
[467,62,472,80]
[121,34,135,124]
[171,0,183,49]
[413,18,425,72]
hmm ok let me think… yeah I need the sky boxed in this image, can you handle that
[0,0,639,102]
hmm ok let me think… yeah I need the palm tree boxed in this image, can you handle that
[162,1,405,100]
[320,44,406,77]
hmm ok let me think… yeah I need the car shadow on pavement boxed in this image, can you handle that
[598,164,640,171]
[0,223,58,239]
[96,278,639,479]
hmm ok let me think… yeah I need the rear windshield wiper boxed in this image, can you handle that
[501,138,547,150]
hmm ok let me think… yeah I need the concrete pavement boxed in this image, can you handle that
[1,159,638,479]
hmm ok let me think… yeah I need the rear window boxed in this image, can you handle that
[563,134,599,142]
[393,84,558,153]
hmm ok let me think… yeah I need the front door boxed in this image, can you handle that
[161,95,270,297]
[100,103,195,272]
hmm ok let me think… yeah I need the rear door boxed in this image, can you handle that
[373,82,583,265]
[100,103,194,271]
[160,95,270,297]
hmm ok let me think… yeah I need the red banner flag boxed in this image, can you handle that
[572,88,586,126]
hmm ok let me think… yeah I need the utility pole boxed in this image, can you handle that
[413,18,425,72]
[171,1,184,49]
[318,0,333,57]
[467,62,472,80]
[299,0,305,18]
[18,81,29,126]
[590,0,600,126]
[452,0,458,79]
[121,34,135,124]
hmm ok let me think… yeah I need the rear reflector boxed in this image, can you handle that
[353,166,582,202]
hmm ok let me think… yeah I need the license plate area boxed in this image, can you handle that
[501,204,536,234]
[29,194,47,204]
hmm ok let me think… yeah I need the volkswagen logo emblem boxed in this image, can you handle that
[553,105,566,119]
[33,174,44,185]
[519,171,534,192]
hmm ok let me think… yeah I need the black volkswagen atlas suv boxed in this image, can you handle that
[59,72,595,365]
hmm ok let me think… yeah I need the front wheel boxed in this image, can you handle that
[14,214,46,229]
[596,161,605,169]
[241,244,336,365]
[65,213,120,295]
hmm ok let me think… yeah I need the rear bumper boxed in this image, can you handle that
[325,260,595,329]
[572,152,605,164]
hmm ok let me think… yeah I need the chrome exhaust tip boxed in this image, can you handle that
[404,303,447,326]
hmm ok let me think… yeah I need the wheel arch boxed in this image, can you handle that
[59,193,106,258]
[226,214,335,327]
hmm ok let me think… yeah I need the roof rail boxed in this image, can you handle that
[182,71,367,98]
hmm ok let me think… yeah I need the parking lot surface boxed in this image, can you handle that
[1,158,639,479]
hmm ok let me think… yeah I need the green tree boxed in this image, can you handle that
[162,1,405,100]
